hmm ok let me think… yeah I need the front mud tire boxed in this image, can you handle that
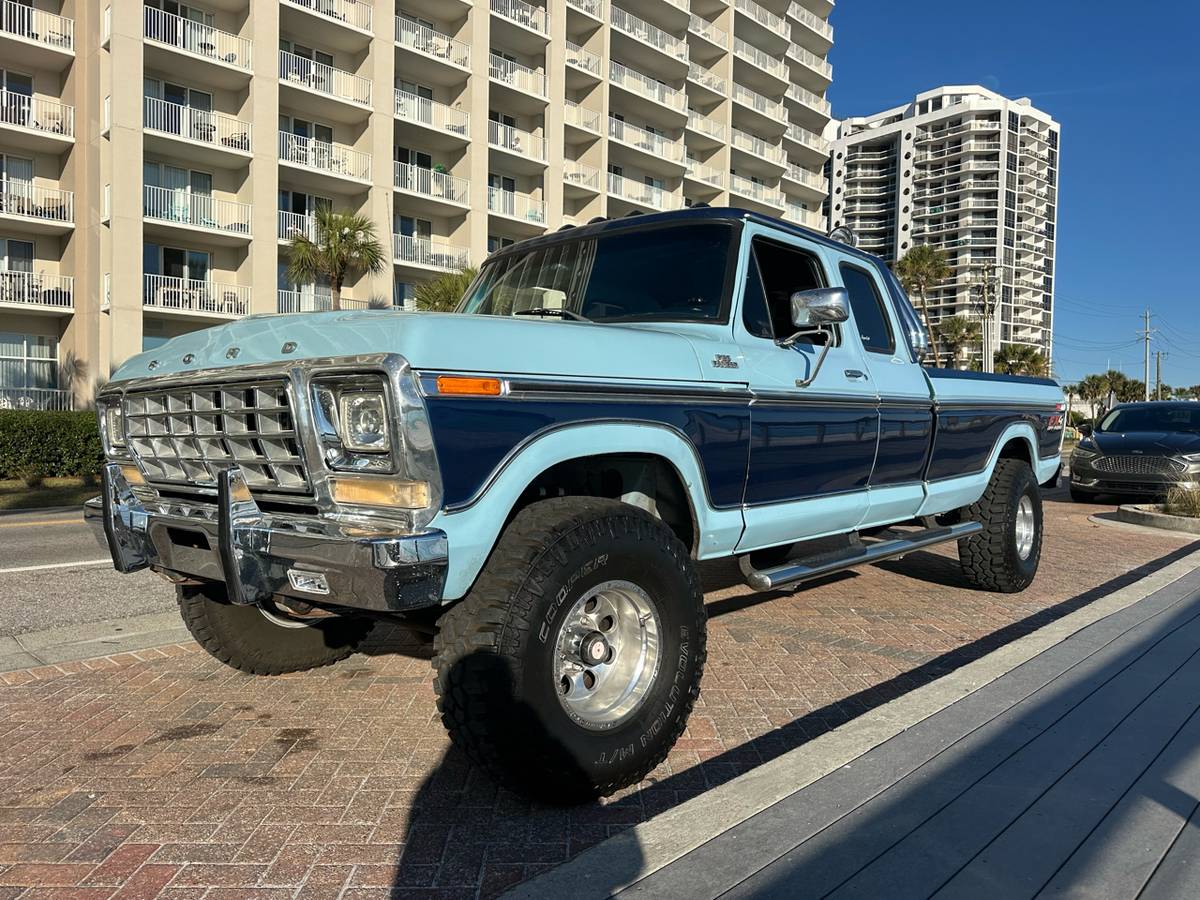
[432,497,707,804]
[177,582,374,675]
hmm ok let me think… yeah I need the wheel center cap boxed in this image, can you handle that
[579,631,609,665]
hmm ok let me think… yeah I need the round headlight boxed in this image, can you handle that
[338,392,390,452]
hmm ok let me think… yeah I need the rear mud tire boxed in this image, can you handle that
[958,458,1043,593]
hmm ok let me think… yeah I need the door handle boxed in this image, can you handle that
[844,369,869,380]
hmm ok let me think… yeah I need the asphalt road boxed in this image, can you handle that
[0,509,175,636]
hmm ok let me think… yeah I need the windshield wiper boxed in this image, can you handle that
[513,307,592,323]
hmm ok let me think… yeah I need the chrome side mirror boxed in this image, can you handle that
[783,287,850,388]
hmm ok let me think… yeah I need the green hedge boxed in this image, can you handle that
[0,410,104,481]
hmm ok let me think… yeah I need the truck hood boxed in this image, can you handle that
[110,310,723,386]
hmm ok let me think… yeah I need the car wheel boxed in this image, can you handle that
[958,459,1043,593]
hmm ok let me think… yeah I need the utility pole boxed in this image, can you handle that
[1155,350,1168,400]
[975,262,998,374]
[1139,308,1154,401]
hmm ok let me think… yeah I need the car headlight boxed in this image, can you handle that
[338,392,390,452]
[1072,447,1099,461]
[104,401,125,449]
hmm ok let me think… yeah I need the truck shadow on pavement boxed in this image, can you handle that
[385,540,1200,896]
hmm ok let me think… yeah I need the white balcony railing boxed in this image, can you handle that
[144,97,251,152]
[279,131,371,180]
[786,83,831,116]
[608,116,684,163]
[279,211,316,241]
[734,0,784,32]
[732,83,785,120]
[0,91,73,138]
[282,0,372,33]
[1,0,73,51]
[729,173,783,207]
[687,110,725,141]
[394,89,470,138]
[786,42,833,80]
[787,2,833,40]
[566,41,601,76]
[688,14,727,48]
[490,0,547,34]
[0,271,73,308]
[277,288,370,313]
[564,160,600,191]
[488,119,546,162]
[393,234,469,271]
[487,187,546,224]
[607,171,672,211]
[732,128,785,165]
[143,274,249,317]
[785,122,829,154]
[394,162,470,205]
[784,165,826,192]
[610,6,688,62]
[564,100,601,133]
[0,181,73,224]
[394,16,469,69]
[566,0,602,18]
[609,61,686,112]
[734,38,787,80]
[279,50,371,108]
[489,53,547,98]
[688,62,725,94]
[685,159,723,188]
[143,6,250,70]
[144,185,250,235]
[919,120,1002,142]
[0,387,72,410]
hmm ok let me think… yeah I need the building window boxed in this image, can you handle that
[0,332,58,393]
[394,277,414,309]
[487,235,515,253]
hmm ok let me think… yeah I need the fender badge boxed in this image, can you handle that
[147,359,160,370]
[281,341,297,354]
[712,354,739,369]
[225,347,240,360]
[182,353,195,364]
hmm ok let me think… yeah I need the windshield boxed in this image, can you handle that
[1098,405,1200,434]
[459,223,736,323]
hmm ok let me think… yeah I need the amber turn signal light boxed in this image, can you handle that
[330,477,430,509]
[436,375,502,396]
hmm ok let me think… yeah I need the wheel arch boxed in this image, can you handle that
[919,421,1049,518]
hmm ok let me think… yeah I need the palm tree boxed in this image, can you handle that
[993,345,1049,377]
[1075,373,1106,418]
[285,206,386,311]
[894,245,952,365]
[414,266,478,313]
[935,315,981,367]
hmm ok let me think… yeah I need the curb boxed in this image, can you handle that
[0,610,192,675]
[1115,503,1200,535]
[504,546,1200,899]
[0,505,84,518]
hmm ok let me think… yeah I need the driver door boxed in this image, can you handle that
[733,227,879,552]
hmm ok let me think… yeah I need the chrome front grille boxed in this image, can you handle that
[124,381,310,493]
[1093,455,1183,476]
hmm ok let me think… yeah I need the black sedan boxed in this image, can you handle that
[1070,402,1200,501]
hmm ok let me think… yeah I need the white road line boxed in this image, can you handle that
[0,559,112,575]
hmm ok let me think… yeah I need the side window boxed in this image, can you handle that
[839,263,895,354]
[740,237,826,342]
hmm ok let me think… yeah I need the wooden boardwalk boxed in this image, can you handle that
[621,566,1200,899]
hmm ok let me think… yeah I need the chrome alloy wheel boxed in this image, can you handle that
[1015,494,1036,560]
[553,580,663,730]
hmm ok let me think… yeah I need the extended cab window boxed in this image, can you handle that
[839,263,895,354]
[460,223,734,323]
[741,237,827,342]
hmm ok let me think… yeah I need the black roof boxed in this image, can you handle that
[485,206,886,267]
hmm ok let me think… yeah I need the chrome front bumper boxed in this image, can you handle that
[85,463,448,613]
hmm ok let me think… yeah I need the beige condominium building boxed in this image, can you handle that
[827,86,1059,367]
[0,0,833,409]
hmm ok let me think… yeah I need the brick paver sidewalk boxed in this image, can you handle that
[1,494,1195,899]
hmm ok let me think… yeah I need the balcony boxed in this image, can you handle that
[0,92,73,152]
[488,120,546,172]
[394,89,470,146]
[394,162,470,212]
[787,2,833,47]
[279,131,372,189]
[785,83,832,128]
[0,182,73,233]
[733,0,788,52]
[685,158,723,190]
[785,42,833,88]
[0,271,73,313]
[0,387,71,410]
[144,98,251,165]
[487,186,547,233]
[143,274,249,319]
[729,173,783,209]
[280,0,372,45]
[916,142,1002,162]
[783,122,829,160]
[608,116,685,169]
[277,288,371,313]
[733,37,788,90]
[564,160,600,194]
[686,109,726,145]
[687,62,725,102]
[143,186,250,244]
[279,211,318,243]
[489,53,548,104]
[688,15,728,51]
[491,0,548,54]
[919,120,1001,142]
[566,41,601,82]
[731,128,786,169]
[607,172,673,212]
[610,6,688,74]
[394,15,470,76]
[564,100,601,139]
[279,50,372,121]
[394,234,470,273]
[732,83,787,133]
[783,164,827,195]
[0,1,73,69]
[143,6,251,86]
[609,61,686,118]
[566,0,603,21]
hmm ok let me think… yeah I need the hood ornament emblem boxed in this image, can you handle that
[225,347,240,360]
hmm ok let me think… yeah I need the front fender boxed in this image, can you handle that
[429,422,745,600]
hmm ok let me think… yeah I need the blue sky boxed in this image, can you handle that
[826,0,1200,388]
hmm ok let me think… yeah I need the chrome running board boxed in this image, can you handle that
[740,521,983,592]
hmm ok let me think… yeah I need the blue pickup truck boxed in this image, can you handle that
[87,208,1063,801]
